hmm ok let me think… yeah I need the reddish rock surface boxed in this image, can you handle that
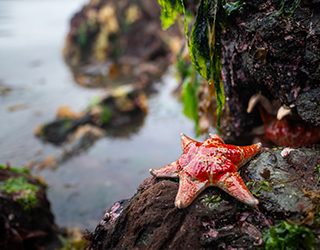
[85,148,320,249]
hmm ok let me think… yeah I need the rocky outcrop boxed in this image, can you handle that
[0,165,56,250]
[218,0,320,141]
[63,0,182,88]
[35,85,147,145]
[85,148,320,249]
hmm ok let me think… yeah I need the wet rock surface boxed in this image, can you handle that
[63,0,181,88]
[217,0,320,140]
[36,85,147,145]
[85,148,320,249]
[0,165,57,250]
[297,87,320,126]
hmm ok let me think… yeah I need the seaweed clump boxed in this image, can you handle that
[262,221,316,250]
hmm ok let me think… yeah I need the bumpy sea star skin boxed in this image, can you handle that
[150,134,261,209]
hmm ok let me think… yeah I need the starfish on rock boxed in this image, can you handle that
[150,134,261,209]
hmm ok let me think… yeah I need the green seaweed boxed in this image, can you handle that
[262,221,316,250]
[181,64,201,136]
[189,0,212,82]
[158,0,183,29]
[0,164,30,175]
[275,0,301,17]
[78,22,88,48]
[88,96,101,109]
[158,0,243,134]
[87,96,113,124]
[0,177,39,212]
[57,118,72,134]
[224,1,243,16]
[246,180,273,197]
[100,105,113,124]
[201,193,224,210]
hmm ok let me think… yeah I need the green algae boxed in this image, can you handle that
[0,164,30,175]
[201,193,224,210]
[158,0,243,134]
[246,180,273,198]
[100,105,113,124]
[262,221,316,250]
[275,0,301,17]
[0,177,39,212]
[158,0,183,30]
[181,63,201,136]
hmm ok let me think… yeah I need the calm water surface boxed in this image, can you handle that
[0,0,204,229]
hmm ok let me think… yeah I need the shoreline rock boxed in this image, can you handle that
[0,165,57,250]
[84,148,320,249]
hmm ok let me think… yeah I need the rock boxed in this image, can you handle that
[297,87,320,126]
[63,0,182,88]
[244,148,320,216]
[0,164,56,250]
[185,0,320,142]
[84,148,320,249]
[0,82,12,96]
[36,85,147,145]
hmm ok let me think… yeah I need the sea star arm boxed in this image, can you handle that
[209,133,224,144]
[181,133,198,150]
[175,172,208,209]
[149,160,181,178]
[217,170,258,206]
[226,143,262,170]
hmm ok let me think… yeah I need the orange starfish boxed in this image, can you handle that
[150,134,261,209]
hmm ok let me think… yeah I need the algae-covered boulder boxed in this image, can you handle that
[84,147,320,249]
[0,164,56,250]
[35,85,147,145]
[63,0,182,88]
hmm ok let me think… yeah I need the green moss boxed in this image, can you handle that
[246,180,273,197]
[262,221,316,250]
[78,22,88,48]
[87,97,113,124]
[0,164,30,175]
[100,105,113,124]
[158,0,183,30]
[88,96,101,109]
[61,118,72,133]
[275,0,301,17]
[0,177,39,212]
[201,193,224,210]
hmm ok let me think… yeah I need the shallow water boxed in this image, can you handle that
[0,0,204,229]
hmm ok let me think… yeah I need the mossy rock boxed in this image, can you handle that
[0,165,56,250]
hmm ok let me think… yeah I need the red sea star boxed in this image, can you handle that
[150,133,261,209]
